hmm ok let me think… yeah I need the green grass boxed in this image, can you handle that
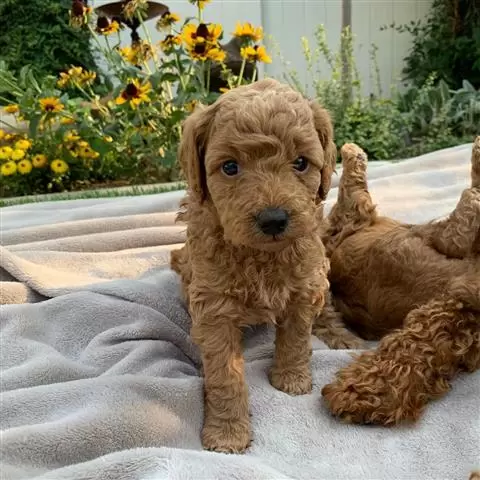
[0,182,186,208]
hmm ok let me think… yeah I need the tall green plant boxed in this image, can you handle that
[385,0,480,89]
[0,0,99,99]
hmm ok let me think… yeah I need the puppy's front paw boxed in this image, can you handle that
[202,419,251,454]
[269,367,312,395]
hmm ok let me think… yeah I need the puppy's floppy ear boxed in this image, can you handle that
[178,103,217,203]
[309,101,337,202]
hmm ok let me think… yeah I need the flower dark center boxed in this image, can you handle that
[72,0,85,16]
[196,23,209,39]
[97,16,110,29]
[124,83,139,98]
[194,43,207,54]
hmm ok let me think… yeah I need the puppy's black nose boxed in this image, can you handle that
[255,207,289,235]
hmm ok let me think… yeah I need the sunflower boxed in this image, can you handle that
[240,45,272,63]
[4,104,19,114]
[40,97,65,113]
[232,22,263,43]
[0,146,13,160]
[15,139,32,151]
[17,159,33,175]
[156,11,180,31]
[32,154,48,168]
[182,23,222,48]
[115,79,152,108]
[1,161,17,176]
[51,159,69,174]
[159,34,182,53]
[96,17,120,35]
[188,0,211,9]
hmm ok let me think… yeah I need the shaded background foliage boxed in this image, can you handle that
[0,0,99,90]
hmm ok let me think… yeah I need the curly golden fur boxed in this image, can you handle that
[320,139,480,425]
[170,79,358,453]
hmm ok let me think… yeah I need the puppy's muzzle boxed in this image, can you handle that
[255,207,289,236]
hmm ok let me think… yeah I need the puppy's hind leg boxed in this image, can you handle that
[415,136,480,258]
[323,144,377,253]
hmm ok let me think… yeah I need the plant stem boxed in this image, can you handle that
[237,57,247,87]
[206,61,211,93]
[250,68,257,83]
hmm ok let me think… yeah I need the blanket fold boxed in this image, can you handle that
[1,143,479,480]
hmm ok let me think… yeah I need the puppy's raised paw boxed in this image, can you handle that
[202,419,251,454]
[269,367,312,395]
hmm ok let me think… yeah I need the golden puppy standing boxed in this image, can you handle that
[171,78,356,453]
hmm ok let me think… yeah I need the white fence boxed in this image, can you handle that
[93,0,432,96]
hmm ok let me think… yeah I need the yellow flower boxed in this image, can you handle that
[96,17,120,36]
[64,130,81,143]
[232,22,263,42]
[156,11,180,31]
[17,159,33,174]
[182,23,222,47]
[58,66,97,88]
[4,104,20,114]
[206,47,226,62]
[32,154,48,168]
[51,159,69,174]
[115,79,152,108]
[0,146,13,160]
[240,45,272,63]
[188,0,211,9]
[103,135,113,143]
[77,143,100,159]
[118,41,153,65]
[185,100,198,112]
[15,139,32,151]
[11,149,26,161]
[40,97,64,113]
[159,34,182,53]
[60,116,76,125]
[0,129,5,140]
[1,160,16,176]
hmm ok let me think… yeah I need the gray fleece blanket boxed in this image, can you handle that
[1,143,479,480]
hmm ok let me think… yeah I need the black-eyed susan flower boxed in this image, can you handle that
[188,0,211,10]
[118,41,153,65]
[1,161,17,176]
[182,23,222,48]
[232,22,263,43]
[39,97,64,113]
[51,159,69,174]
[159,34,182,53]
[58,66,97,88]
[17,159,33,175]
[156,11,180,31]
[32,154,48,168]
[4,104,19,114]
[115,79,152,108]
[14,139,32,151]
[96,17,120,35]
[70,0,91,27]
[240,45,272,63]
[77,141,100,159]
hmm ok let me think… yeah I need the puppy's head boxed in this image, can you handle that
[179,78,336,250]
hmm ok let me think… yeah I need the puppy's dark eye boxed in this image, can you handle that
[293,156,308,172]
[222,160,239,176]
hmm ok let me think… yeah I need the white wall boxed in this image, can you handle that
[91,0,432,96]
